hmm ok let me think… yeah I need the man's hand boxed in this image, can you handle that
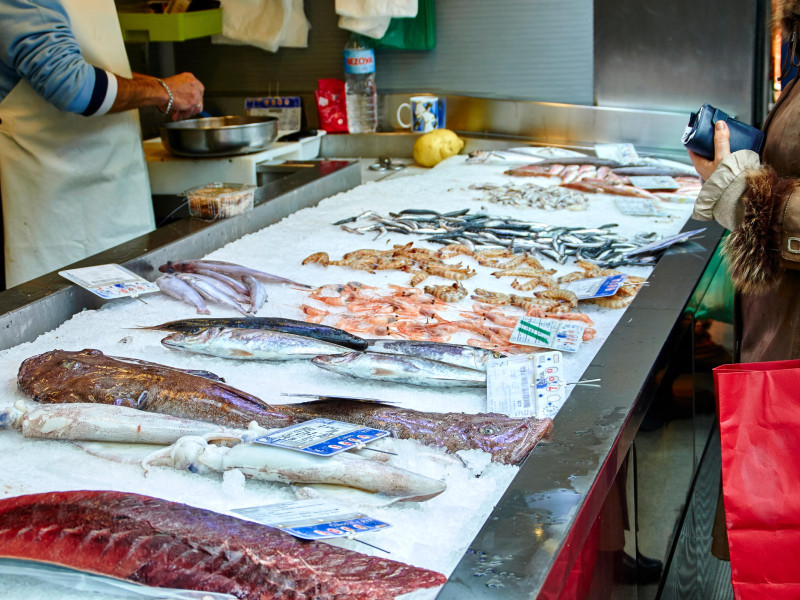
[161,72,204,121]
[688,120,731,180]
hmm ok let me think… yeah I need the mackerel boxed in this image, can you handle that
[162,327,353,361]
[312,351,487,388]
[138,316,368,350]
[366,339,501,372]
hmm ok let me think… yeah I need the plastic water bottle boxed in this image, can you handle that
[344,36,377,134]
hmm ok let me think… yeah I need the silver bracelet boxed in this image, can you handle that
[155,78,173,114]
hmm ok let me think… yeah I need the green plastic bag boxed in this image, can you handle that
[367,0,436,50]
[695,236,735,324]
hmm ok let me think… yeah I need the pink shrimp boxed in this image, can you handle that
[583,328,597,341]
[541,311,595,326]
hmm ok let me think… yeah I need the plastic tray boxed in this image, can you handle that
[118,8,222,42]
[184,182,255,221]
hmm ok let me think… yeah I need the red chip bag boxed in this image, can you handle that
[315,79,348,133]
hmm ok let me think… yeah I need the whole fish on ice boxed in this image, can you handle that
[17,349,552,464]
[161,327,353,361]
[366,339,501,372]
[312,351,487,388]
[0,490,447,599]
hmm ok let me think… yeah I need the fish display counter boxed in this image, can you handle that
[0,136,723,599]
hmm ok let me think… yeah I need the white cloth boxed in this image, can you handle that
[336,0,417,39]
[214,0,309,53]
[0,0,154,287]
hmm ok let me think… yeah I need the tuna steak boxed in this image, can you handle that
[0,490,446,599]
[17,349,552,465]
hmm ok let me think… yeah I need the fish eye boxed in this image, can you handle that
[481,427,496,435]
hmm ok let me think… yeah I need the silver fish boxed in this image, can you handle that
[162,327,352,361]
[242,274,267,314]
[175,273,250,316]
[156,274,210,315]
[366,340,501,372]
[312,351,487,388]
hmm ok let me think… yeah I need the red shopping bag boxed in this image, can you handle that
[714,360,800,599]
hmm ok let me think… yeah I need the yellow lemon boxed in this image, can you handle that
[413,129,465,168]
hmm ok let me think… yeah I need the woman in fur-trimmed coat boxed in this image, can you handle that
[687,0,800,562]
[689,1,800,362]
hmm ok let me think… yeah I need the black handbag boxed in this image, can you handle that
[682,104,764,160]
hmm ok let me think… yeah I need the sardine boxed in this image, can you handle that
[312,351,487,388]
[366,339,501,372]
[137,317,368,350]
[18,350,551,464]
[162,327,353,361]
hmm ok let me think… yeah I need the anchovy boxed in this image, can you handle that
[366,340,501,372]
[136,317,368,350]
[162,327,353,361]
[312,351,487,388]
[18,350,551,464]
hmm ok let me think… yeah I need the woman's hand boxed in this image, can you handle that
[688,120,731,180]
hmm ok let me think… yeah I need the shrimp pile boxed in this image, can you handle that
[302,242,476,287]
[300,282,597,355]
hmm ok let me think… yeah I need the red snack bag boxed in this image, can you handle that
[315,79,348,133]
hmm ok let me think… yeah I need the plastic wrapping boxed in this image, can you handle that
[184,182,255,221]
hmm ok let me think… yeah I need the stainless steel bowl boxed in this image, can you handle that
[159,116,279,157]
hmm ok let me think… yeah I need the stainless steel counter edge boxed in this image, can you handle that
[438,220,724,598]
[0,160,360,351]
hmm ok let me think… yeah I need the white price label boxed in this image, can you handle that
[509,317,585,353]
[59,264,160,300]
[562,274,627,299]
[486,351,567,419]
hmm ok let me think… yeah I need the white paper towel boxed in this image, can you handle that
[336,0,417,39]
[214,0,309,52]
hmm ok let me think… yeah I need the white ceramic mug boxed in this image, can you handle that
[397,96,444,133]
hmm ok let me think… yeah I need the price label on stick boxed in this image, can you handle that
[254,418,389,456]
[486,351,567,419]
[232,499,391,541]
[562,274,627,300]
[59,264,160,300]
[509,317,586,353]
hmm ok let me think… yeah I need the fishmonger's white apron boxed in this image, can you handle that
[0,0,155,288]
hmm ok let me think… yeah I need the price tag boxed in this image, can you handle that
[59,264,160,300]
[628,175,680,191]
[594,143,639,165]
[624,228,707,256]
[562,274,628,299]
[246,96,302,138]
[509,317,585,353]
[614,197,669,217]
[253,418,389,456]
[486,351,566,419]
[231,499,391,541]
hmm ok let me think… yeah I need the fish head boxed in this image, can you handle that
[450,412,553,465]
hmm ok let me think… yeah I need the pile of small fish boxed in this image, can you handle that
[468,181,591,211]
[332,209,656,268]
[155,259,311,315]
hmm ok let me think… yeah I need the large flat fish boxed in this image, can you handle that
[0,490,447,599]
[17,349,552,465]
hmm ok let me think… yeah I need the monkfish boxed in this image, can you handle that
[17,349,552,465]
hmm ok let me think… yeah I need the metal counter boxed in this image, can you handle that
[0,109,723,598]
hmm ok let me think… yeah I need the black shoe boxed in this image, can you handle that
[613,551,663,585]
